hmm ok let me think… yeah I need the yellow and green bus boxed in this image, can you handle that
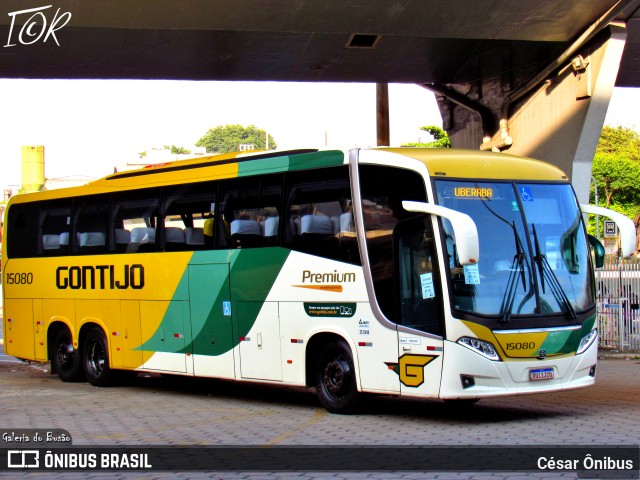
[2,147,634,413]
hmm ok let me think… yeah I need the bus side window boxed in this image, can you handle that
[6,203,39,258]
[359,165,430,323]
[218,174,282,249]
[285,166,359,265]
[394,216,443,336]
[163,181,217,251]
[73,196,109,255]
[111,191,159,254]
[39,200,72,256]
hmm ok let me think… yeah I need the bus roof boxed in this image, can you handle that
[7,149,345,202]
[375,148,569,181]
[7,147,568,204]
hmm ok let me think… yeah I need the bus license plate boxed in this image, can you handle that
[529,368,554,381]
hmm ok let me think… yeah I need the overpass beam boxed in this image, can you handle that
[502,24,627,203]
[430,24,627,203]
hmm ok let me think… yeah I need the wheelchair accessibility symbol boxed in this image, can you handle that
[519,187,534,202]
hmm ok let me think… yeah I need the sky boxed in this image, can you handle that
[0,80,639,186]
[0,80,442,185]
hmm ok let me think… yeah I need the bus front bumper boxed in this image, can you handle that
[438,340,598,400]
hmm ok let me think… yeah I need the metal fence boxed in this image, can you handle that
[595,260,640,352]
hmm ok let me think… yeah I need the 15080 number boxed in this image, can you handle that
[506,342,536,350]
[5,272,34,285]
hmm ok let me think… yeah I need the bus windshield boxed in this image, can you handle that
[434,180,594,321]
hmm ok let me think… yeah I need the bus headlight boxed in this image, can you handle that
[457,337,500,361]
[577,329,598,355]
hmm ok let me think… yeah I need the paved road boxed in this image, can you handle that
[0,313,638,479]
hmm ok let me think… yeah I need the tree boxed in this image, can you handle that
[596,125,640,159]
[591,153,640,213]
[402,125,451,148]
[164,145,191,155]
[589,126,640,237]
[196,124,277,154]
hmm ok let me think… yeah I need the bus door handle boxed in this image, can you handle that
[402,346,411,352]
[257,333,263,349]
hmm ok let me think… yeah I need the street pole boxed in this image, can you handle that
[592,176,600,240]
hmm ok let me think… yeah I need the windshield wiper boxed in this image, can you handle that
[499,222,528,323]
[532,224,577,319]
[476,194,530,324]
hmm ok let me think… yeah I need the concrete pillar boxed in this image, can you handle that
[569,26,627,203]
[505,24,627,203]
[432,24,626,203]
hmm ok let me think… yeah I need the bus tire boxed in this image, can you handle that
[52,328,84,382]
[82,327,114,387]
[315,340,359,414]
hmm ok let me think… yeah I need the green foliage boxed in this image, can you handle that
[402,125,451,148]
[589,126,640,237]
[596,126,640,159]
[164,145,191,155]
[196,124,277,154]
[591,153,640,208]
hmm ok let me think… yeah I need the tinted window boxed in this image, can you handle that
[7,203,38,258]
[163,182,217,250]
[111,190,159,253]
[285,167,359,264]
[39,199,72,256]
[219,174,283,249]
[394,216,443,335]
[359,165,428,320]
[73,196,109,255]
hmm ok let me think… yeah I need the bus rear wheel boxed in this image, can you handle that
[52,328,83,382]
[315,340,359,414]
[82,327,114,387]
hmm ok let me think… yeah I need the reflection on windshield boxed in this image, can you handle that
[435,181,594,320]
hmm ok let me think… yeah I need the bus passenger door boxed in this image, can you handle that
[190,264,236,380]
[140,300,190,373]
[33,299,46,361]
[236,302,282,381]
[394,216,444,398]
[116,301,142,369]
[4,299,35,360]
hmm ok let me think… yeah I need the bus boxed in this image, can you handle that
[2,147,635,413]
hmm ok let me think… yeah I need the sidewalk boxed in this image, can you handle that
[598,349,640,359]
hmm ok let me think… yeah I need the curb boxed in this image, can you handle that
[598,351,640,360]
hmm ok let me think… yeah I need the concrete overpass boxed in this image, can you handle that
[1,0,639,200]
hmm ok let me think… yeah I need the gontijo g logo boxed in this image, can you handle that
[385,354,438,387]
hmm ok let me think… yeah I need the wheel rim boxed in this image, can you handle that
[323,357,350,398]
[86,339,105,378]
[56,336,75,373]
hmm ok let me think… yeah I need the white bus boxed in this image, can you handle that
[2,147,634,413]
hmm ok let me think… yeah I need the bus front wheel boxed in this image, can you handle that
[82,327,114,387]
[315,340,359,414]
[52,328,83,382]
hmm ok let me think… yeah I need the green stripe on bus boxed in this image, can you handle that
[237,150,344,176]
[138,248,290,356]
[538,314,596,355]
